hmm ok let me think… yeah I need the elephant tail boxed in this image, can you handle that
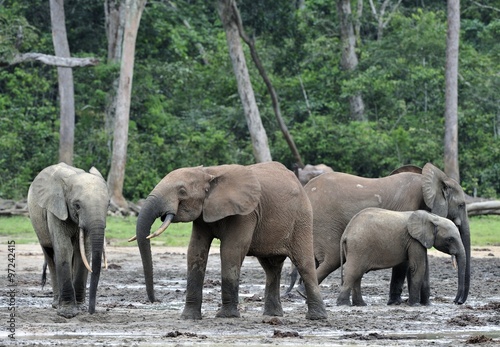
[41,261,47,289]
[340,239,345,286]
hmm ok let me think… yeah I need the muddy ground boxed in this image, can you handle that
[2,243,499,346]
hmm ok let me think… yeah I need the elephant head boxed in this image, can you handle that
[133,165,261,302]
[30,163,109,314]
[421,163,470,304]
[296,164,334,186]
[408,210,466,304]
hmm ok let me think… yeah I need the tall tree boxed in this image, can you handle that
[337,0,365,121]
[216,0,272,163]
[107,0,147,210]
[231,1,303,167]
[50,0,75,165]
[444,0,460,181]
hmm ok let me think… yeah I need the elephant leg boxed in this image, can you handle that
[297,241,340,299]
[289,246,328,320]
[72,238,90,308]
[258,256,286,317]
[407,253,426,306]
[388,261,408,305]
[351,277,366,306]
[41,246,59,309]
[53,242,78,318]
[181,223,213,320]
[419,257,431,305]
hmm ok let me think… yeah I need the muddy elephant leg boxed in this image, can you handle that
[41,246,59,309]
[419,257,431,305]
[53,242,78,318]
[388,261,408,305]
[297,243,341,298]
[407,253,427,306]
[258,256,286,317]
[290,244,328,319]
[351,277,366,306]
[216,241,250,318]
[181,223,213,320]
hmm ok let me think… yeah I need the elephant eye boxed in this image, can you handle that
[178,186,188,198]
[74,202,81,211]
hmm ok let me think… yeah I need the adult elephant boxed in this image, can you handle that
[304,162,470,305]
[337,208,466,306]
[28,163,109,318]
[131,161,327,320]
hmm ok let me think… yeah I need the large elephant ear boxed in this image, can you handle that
[408,210,437,249]
[31,163,77,220]
[422,163,449,217]
[202,165,261,223]
[89,166,105,180]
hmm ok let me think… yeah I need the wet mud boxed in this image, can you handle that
[2,245,499,346]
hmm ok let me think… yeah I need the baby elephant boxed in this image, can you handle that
[337,208,466,306]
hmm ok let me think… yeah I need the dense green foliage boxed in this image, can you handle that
[1,0,499,200]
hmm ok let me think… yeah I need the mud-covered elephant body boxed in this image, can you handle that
[28,163,109,318]
[337,208,466,306]
[135,161,327,320]
[304,163,470,305]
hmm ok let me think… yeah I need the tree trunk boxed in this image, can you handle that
[50,0,75,165]
[230,1,303,167]
[337,0,365,121]
[216,0,272,163]
[107,0,146,210]
[444,0,460,182]
[104,0,126,151]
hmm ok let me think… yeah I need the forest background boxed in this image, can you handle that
[0,0,499,203]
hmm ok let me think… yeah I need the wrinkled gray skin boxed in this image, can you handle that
[28,163,109,318]
[302,163,470,305]
[337,208,466,306]
[135,161,327,320]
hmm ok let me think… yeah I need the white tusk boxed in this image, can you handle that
[451,255,457,269]
[79,228,93,273]
[128,235,137,242]
[103,236,108,270]
[146,214,174,240]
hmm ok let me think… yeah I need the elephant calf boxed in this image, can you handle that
[337,208,466,307]
[28,163,109,318]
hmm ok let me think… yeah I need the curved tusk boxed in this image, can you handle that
[451,255,457,269]
[79,228,93,273]
[128,235,137,242]
[103,236,108,270]
[146,213,175,240]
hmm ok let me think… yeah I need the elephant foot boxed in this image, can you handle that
[180,307,202,320]
[215,305,240,318]
[387,296,404,305]
[57,304,79,318]
[352,301,367,306]
[263,307,284,317]
[306,304,328,320]
[336,298,351,306]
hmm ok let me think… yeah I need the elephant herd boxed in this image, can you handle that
[27,161,470,319]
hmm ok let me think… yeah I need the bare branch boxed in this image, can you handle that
[471,1,500,13]
[7,53,99,67]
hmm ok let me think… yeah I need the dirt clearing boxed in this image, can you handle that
[2,244,499,346]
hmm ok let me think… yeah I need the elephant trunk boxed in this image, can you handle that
[136,195,164,302]
[88,221,105,314]
[454,247,467,305]
[455,218,471,304]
